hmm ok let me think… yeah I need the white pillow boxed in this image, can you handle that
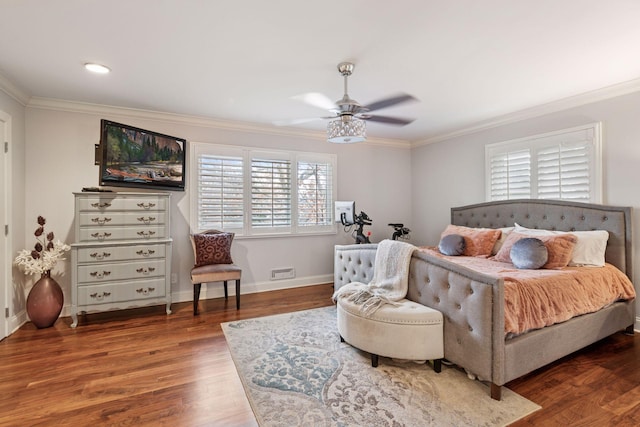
[491,226,515,255]
[514,223,609,267]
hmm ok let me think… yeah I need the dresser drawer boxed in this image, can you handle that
[77,225,167,242]
[77,259,166,283]
[76,196,168,212]
[78,212,167,227]
[78,278,166,305]
[75,243,167,263]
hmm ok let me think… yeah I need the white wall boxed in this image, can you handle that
[24,104,413,310]
[411,90,640,327]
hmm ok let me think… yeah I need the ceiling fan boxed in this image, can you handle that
[275,62,418,143]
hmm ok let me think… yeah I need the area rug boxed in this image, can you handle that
[222,306,540,427]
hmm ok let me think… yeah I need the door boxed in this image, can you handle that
[0,111,10,340]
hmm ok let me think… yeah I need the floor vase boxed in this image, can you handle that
[27,272,64,328]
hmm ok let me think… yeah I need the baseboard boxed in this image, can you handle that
[171,274,334,304]
[32,275,331,329]
[8,310,28,335]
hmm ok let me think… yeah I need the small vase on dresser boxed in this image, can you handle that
[70,192,173,327]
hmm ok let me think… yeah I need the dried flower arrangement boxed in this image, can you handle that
[14,216,70,276]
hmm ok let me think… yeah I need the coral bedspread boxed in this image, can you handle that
[419,247,636,336]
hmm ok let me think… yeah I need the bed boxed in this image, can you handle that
[334,199,636,400]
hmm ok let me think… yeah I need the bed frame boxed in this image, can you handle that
[334,199,636,400]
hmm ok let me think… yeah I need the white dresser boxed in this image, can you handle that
[70,192,172,327]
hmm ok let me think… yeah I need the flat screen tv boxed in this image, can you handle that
[98,120,186,191]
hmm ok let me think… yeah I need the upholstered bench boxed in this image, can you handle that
[337,295,444,371]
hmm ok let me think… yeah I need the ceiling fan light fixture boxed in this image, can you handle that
[327,116,366,143]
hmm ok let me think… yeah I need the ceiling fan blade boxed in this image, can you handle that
[292,92,338,111]
[363,93,418,112]
[363,115,415,126]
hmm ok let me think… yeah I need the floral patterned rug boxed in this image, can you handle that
[222,306,540,427]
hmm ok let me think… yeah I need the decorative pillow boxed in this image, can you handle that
[192,232,234,266]
[438,234,466,256]
[514,224,609,267]
[510,237,548,269]
[491,226,515,255]
[440,224,501,257]
[494,231,577,269]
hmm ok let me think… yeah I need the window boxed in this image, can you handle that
[251,152,292,233]
[297,157,333,229]
[485,123,602,202]
[191,143,337,236]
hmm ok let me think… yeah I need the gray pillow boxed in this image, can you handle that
[510,237,548,269]
[439,234,466,256]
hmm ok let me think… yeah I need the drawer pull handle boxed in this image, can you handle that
[89,252,111,260]
[136,287,156,295]
[137,231,156,238]
[135,249,156,257]
[137,216,156,224]
[90,232,112,241]
[136,267,156,274]
[89,291,111,300]
[91,217,112,225]
[137,202,156,209]
[90,202,112,208]
[89,271,112,279]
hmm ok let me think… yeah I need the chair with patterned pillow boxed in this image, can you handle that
[190,230,242,315]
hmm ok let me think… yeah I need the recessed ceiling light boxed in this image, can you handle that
[84,63,111,74]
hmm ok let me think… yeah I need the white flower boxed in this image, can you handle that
[14,240,70,276]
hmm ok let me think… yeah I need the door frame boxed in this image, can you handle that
[0,110,11,340]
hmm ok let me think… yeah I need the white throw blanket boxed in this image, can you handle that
[333,239,417,315]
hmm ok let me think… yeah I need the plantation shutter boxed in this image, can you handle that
[297,159,333,227]
[251,155,292,230]
[489,149,531,200]
[191,142,336,236]
[486,123,601,202]
[196,154,244,231]
[537,142,591,201]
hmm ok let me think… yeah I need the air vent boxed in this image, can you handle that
[271,267,295,280]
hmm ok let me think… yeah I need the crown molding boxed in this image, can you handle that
[412,76,640,147]
[0,73,31,106]
[27,97,411,149]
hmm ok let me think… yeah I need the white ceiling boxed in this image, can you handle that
[2,0,640,143]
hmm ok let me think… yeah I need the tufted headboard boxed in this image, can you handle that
[451,199,633,279]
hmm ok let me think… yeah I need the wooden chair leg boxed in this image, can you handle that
[223,281,228,300]
[235,279,241,309]
[371,354,379,367]
[193,283,202,315]
[490,383,502,400]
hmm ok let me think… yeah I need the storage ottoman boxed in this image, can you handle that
[337,295,444,371]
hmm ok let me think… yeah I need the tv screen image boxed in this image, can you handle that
[99,120,186,191]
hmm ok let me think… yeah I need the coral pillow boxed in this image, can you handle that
[494,231,577,269]
[192,232,234,266]
[440,225,501,257]
[513,224,609,267]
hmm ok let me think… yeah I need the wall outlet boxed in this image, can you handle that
[171,273,177,284]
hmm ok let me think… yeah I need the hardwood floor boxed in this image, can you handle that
[1,283,638,426]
